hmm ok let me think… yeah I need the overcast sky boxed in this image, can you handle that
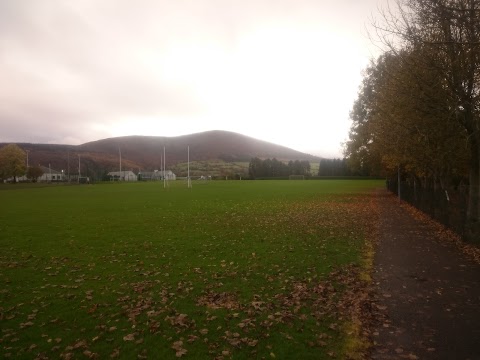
[0,0,382,158]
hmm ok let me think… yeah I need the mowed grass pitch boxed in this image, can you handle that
[0,180,382,359]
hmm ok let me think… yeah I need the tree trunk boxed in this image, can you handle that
[466,135,480,243]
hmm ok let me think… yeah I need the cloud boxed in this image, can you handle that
[0,0,381,156]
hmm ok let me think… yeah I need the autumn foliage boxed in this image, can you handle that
[346,0,480,240]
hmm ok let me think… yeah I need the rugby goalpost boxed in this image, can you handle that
[163,146,168,189]
[187,146,192,189]
[161,145,200,189]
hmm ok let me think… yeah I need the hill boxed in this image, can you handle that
[4,130,320,179]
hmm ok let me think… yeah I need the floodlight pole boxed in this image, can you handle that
[160,151,163,182]
[78,155,81,183]
[187,146,192,188]
[67,150,70,182]
[26,150,29,168]
[163,146,166,189]
[119,147,122,181]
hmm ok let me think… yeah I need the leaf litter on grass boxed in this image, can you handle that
[1,183,380,359]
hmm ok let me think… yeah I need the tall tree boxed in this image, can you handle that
[0,144,27,182]
[365,0,479,238]
[248,157,263,179]
[26,165,44,182]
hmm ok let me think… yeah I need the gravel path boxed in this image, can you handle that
[371,189,480,360]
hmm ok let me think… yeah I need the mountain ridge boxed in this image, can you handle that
[2,130,321,178]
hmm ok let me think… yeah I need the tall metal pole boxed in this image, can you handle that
[163,146,166,189]
[119,147,122,181]
[67,150,70,182]
[188,146,191,188]
[78,155,81,183]
[26,150,29,168]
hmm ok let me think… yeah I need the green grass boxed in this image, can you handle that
[0,180,382,359]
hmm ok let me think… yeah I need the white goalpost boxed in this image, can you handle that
[163,146,168,188]
[187,146,192,189]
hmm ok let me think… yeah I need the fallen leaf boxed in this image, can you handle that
[176,348,187,357]
[123,334,135,341]
[110,348,120,358]
[248,339,258,347]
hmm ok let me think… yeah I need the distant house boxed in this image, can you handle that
[38,166,65,182]
[107,171,138,182]
[4,175,27,183]
[139,170,176,181]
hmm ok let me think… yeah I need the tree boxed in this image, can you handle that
[248,158,310,178]
[347,49,468,182]
[248,157,263,179]
[318,158,352,176]
[0,144,27,182]
[27,166,44,182]
[370,0,480,239]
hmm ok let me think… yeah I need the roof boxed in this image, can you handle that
[107,171,136,176]
[39,165,62,174]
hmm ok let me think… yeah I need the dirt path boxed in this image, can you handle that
[371,189,480,360]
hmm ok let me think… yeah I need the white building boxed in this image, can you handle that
[107,171,138,181]
[38,166,65,182]
[139,170,176,181]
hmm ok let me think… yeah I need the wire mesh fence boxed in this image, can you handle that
[387,179,468,238]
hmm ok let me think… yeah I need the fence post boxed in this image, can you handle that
[398,166,401,200]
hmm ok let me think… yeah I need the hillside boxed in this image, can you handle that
[4,130,320,178]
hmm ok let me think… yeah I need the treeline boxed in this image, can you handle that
[248,158,310,178]
[318,158,353,176]
[345,0,480,241]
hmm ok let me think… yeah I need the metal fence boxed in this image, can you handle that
[387,179,468,238]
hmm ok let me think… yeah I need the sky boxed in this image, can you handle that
[0,0,382,158]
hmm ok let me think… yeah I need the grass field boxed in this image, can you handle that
[0,180,382,359]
